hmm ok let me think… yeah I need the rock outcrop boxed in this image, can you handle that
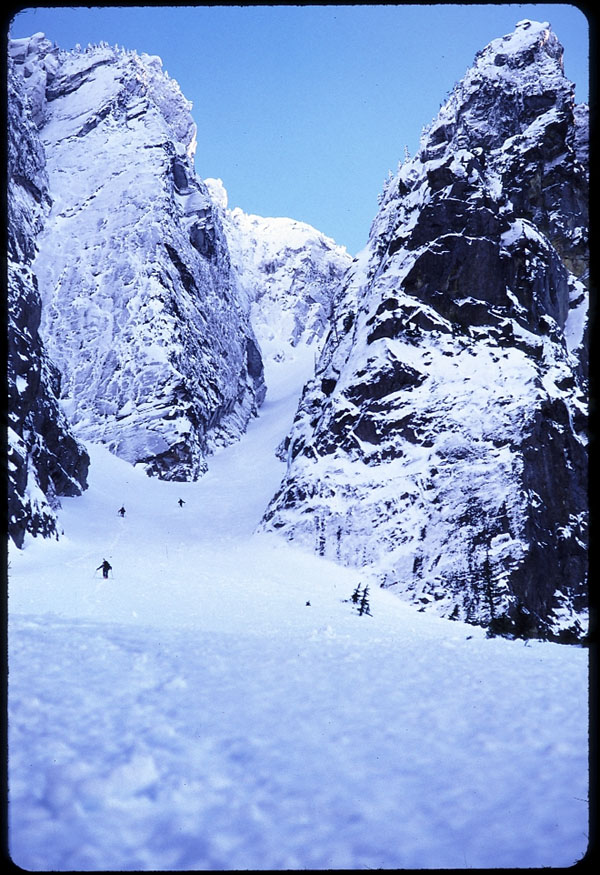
[6,56,89,547]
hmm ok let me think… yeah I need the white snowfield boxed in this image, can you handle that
[8,350,588,870]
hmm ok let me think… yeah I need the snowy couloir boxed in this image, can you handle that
[7,33,350,525]
[7,22,588,642]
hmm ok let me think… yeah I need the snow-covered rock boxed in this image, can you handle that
[261,20,588,642]
[9,34,266,481]
[6,53,89,547]
[205,178,352,359]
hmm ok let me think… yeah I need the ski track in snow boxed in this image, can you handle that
[8,351,589,870]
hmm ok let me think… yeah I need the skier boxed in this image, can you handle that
[118,506,126,517]
[178,498,185,508]
[97,559,112,579]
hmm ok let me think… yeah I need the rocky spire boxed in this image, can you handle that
[261,20,588,642]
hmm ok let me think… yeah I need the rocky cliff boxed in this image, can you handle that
[6,56,89,547]
[9,33,266,482]
[261,21,588,641]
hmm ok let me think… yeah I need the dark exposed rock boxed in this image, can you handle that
[261,20,588,642]
[345,359,425,403]
[7,60,89,548]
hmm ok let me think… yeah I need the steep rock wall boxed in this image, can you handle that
[9,34,265,481]
[6,58,89,547]
[261,21,588,641]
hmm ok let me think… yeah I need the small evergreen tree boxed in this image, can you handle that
[358,585,372,616]
[343,584,372,616]
[315,515,326,556]
[344,583,362,605]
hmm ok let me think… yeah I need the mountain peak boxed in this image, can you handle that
[469,19,565,86]
[260,19,588,642]
[418,19,574,164]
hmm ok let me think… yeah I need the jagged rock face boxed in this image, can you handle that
[205,178,352,358]
[9,34,265,481]
[7,58,89,547]
[262,21,588,642]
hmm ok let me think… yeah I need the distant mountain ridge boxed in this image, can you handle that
[205,177,351,357]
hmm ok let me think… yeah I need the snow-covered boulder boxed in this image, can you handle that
[9,35,266,481]
[6,56,89,547]
[261,20,588,642]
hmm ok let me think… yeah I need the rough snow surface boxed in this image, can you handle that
[8,351,588,871]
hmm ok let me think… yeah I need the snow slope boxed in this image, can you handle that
[8,351,589,870]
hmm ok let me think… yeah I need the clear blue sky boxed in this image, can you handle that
[7,4,591,255]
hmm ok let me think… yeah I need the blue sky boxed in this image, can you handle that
[8,4,590,255]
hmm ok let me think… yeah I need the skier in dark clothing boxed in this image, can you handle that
[118,506,126,517]
[178,498,185,508]
[97,559,112,579]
